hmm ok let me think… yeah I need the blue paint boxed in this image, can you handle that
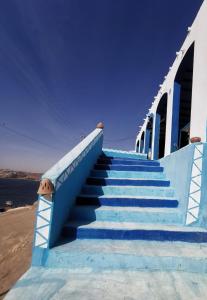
[82,185,175,197]
[159,144,194,219]
[140,134,145,153]
[6,264,207,300]
[144,129,150,155]
[94,164,163,172]
[97,158,160,166]
[63,226,207,243]
[102,149,147,160]
[11,142,207,298]
[32,128,103,261]
[136,140,139,153]
[44,240,207,273]
[32,247,48,267]
[153,113,160,160]
[71,206,182,224]
[86,177,170,187]
[171,82,181,152]
[90,170,166,179]
[76,196,178,207]
[48,134,103,248]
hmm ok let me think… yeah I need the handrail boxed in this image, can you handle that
[33,124,104,264]
[42,128,103,186]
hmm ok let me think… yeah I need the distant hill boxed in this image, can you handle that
[0,169,42,181]
[0,170,42,209]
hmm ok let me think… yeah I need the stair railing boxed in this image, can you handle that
[32,123,104,265]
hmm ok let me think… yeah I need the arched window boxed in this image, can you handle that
[146,115,153,158]
[136,140,140,153]
[171,43,194,151]
[140,132,145,153]
[156,93,168,158]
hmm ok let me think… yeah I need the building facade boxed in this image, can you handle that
[135,0,207,159]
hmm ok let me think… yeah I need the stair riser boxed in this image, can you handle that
[94,165,163,172]
[100,157,152,162]
[45,252,207,274]
[76,197,178,208]
[63,227,207,243]
[97,159,160,166]
[101,151,147,160]
[90,170,166,180]
[71,208,182,224]
[86,178,170,187]
[82,186,175,197]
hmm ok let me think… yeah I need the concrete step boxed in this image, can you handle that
[97,158,160,166]
[76,195,179,208]
[94,164,163,172]
[45,239,207,273]
[90,170,166,180]
[86,177,170,187]
[81,185,175,198]
[71,205,182,224]
[63,221,207,243]
[7,266,207,299]
[102,149,147,160]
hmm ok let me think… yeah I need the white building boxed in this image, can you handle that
[135,0,207,159]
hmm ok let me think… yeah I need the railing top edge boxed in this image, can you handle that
[42,128,103,184]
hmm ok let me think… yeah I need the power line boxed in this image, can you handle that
[0,123,61,150]
[105,136,135,142]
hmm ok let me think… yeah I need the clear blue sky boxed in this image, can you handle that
[0,0,203,172]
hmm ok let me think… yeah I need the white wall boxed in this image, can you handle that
[135,1,207,158]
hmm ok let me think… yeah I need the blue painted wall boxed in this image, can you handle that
[144,129,150,155]
[49,136,103,247]
[153,113,160,160]
[197,143,207,228]
[171,82,181,152]
[159,144,194,223]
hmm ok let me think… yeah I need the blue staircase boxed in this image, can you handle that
[6,134,207,299]
[45,152,207,272]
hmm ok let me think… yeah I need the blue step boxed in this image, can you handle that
[86,177,170,187]
[71,206,182,224]
[81,185,175,197]
[97,158,160,167]
[102,149,147,160]
[90,170,166,180]
[94,164,163,172]
[63,221,207,243]
[76,195,178,208]
[45,239,207,273]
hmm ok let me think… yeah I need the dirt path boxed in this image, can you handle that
[0,205,36,299]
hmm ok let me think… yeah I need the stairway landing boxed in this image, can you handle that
[6,267,207,300]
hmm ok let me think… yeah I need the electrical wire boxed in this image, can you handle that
[0,123,61,150]
[105,136,135,142]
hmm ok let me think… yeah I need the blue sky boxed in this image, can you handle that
[0,0,203,172]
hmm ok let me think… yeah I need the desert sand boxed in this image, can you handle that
[0,204,36,299]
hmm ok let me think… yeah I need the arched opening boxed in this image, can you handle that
[172,43,194,151]
[146,116,153,158]
[136,140,140,153]
[140,132,145,153]
[156,93,168,158]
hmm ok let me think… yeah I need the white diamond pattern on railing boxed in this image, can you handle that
[186,144,203,225]
[35,196,53,248]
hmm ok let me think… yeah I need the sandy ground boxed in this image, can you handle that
[0,205,36,299]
